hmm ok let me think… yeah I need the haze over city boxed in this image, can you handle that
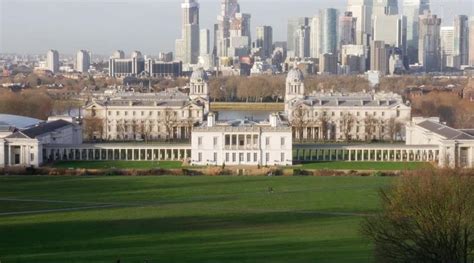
[1,0,473,54]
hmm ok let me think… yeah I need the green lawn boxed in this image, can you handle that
[300,161,432,171]
[0,176,393,262]
[52,161,183,169]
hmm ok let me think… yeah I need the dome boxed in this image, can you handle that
[287,68,304,82]
[190,68,208,82]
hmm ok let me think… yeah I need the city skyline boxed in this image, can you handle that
[1,0,473,55]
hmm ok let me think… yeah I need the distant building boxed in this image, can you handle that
[319,8,339,55]
[453,15,469,66]
[200,29,210,56]
[341,45,367,74]
[403,0,430,64]
[372,14,407,53]
[339,12,357,49]
[418,12,441,72]
[255,25,273,58]
[347,0,373,45]
[76,50,91,73]
[370,40,390,75]
[175,0,200,65]
[319,53,338,75]
[469,17,474,66]
[310,16,321,59]
[112,50,125,59]
[46,50,59,73]
[191,113,292,166]
[440,27,459,69]
[284,68,411,141]
[287,17,310,56]
[294,25,310,58]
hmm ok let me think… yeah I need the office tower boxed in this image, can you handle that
[418,12,441,72]
[215,0,240,57]
[373,15,407,52]
[158,52,174,62]
[347,0,372,46]
[310,16,321,58]
[320,8,339,55]
[200,29,210,56]
[175,0,200,65]
[294,25,310,58]
[112,50,125,59]
[440,27,457,69]
[389,53,406,74]
[453,15,469,66]
[339,12,357,48]
[76,50,91,73]
[287,17,310,55]
[370,40,390,75]
[469,18,474,66]
[319,53,338,75]
[256,26,273,58]
[46,49,59,73]
[403,0,430,63]
[230,13,251,46]
[372,0,399,18]
[341,44,367,73]
[109,51,146,77]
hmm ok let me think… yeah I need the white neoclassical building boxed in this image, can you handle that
[191,113,293,166]
[284,68,412,141]
[406,117,474,168]
[83,68,210,141]
[0,118,82,168]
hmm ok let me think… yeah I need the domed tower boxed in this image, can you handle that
[189,68,210,114]
[285,68,305,104]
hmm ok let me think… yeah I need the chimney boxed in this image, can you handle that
[270,113,278,128]
[207,112,216,127]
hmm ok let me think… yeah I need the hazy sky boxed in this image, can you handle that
[1,0,473,55]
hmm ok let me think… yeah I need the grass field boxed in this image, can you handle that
[300,161,432,171]
[0,176,393,262]
[52,161,183,169]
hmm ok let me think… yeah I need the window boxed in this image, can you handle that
[30,153,34,162]
[213,152,217,162]
[266,153,270,162]
[239,153,244,162]
[281,137,285,146]
[254,153,258,162]
[226,153,229,162]
[198,152,202,162]
[198,137,203,146]
[382,112,385,117]
[108,111,112,116]
[133,111,136,116]
[232,153,236,162]
[141,111,144,116]
[116,111,120,116]
[247,153,251,162]
[265,137,270,146]
[225,135,231,146]
[281,153,285,162]
[213,137,218,147]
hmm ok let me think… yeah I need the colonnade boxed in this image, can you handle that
[294,146,440,163]
[43,145,191,163]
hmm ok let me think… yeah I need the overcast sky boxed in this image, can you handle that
[1,0,473,55]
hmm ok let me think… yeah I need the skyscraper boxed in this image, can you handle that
[310,16,321,58]
[112,50,125,59]
[287,17,310,55]
[295,25,311,58]
[373,15,407,52]
[372,0,399,17]
[440,27,457,69]
[403,0,430,63]
[339,12,357,48]
[320,8,339,55]
[46,50,59,73]
[453,15,469,66]
[347,0,372,46]
[175,0,200,65]
[76,50,91,73]
[418,12,441,72]
[370,40,390,75]
[256,26,273,58]
[469,17,474,66]
[200,29,210,56]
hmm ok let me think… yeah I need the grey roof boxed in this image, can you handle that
[292,91,407,108]
[287,68,304,82]
[7,120,72,139]
[417,121,474,140]
[0,114,42,129]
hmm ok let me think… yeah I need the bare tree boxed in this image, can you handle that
[340,112,356,142]
[83,116,104,141]
[364,114,378,142]
[116,120,126,141]
[290,106,309,142]
[161,108,178,141]
[361,170,474,263]
[318,111,330,141]
[387,117,402,143]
